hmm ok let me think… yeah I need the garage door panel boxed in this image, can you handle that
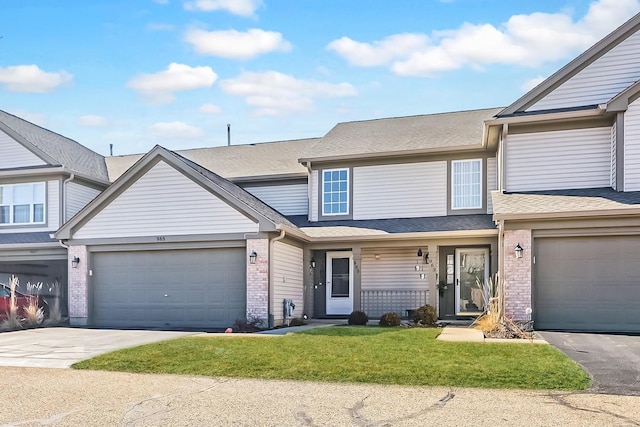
[535,236,640,332]
[92,248,246,329]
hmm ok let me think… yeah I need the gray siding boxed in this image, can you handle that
[527,29,640,112]
[0,130,46,169]
[272,241,304,324]
[486,157,497,214]
[66,182,101,221]
[310,170,318,222]
[74,160,258,239]
[611,122,617,189]
[244,183,308,216]
[624,98,640,191]
[505,127,611,192]
[352,162,447,220]
[361,248,430,291]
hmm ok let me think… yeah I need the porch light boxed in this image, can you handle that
[374,254,380,260]
[71,256,80,268]
[310,260,316,268]
[417,248,423,257]
[514,243,524,259]
[249,251,258,264]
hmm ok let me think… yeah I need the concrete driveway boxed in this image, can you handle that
[0,327,196,368]
[540,331,640,396]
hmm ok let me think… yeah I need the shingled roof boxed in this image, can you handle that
[300,107,503,162]
[105,137,320,182]
[492,188,640,220]
[0,109,108,182]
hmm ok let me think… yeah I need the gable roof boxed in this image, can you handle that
[299,107,503,163]
[0,109,109,182]
[499,13,640,116]
[105,137,320,182]
[55,145,298,240]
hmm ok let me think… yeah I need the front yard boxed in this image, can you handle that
[73,327,589,390]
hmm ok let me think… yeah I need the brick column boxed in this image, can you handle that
[503,229,532,321]
[246,239,269,326]
[68,245,89,326]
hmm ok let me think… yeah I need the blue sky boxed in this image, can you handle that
[1,0,639,156]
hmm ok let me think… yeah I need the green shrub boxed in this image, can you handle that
[379,312,401,327]
[348,310,369,326]
[413,305,438,326]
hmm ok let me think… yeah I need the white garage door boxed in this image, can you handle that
[534,236,640,332]
[92,248,246,329]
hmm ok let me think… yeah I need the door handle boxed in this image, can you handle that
[456,279,459,286]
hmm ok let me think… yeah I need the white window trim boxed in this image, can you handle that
[0,182,46,226]
[451,159,483,210]
[322,168,350,216]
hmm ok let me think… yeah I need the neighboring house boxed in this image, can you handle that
[0,110,109,310]
[15,12,640,332]
[488,12,640,332]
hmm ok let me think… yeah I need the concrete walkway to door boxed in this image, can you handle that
[0,327,196,368]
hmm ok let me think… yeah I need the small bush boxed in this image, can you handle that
[379,312,401,327]
[413,305,438,327]
[348,310,369,326]
[289,317,306,327]
[232,316,265,332]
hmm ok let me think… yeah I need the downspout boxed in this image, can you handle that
[62,173,75,224]
[268,229,286,328]
[497,219,505,319]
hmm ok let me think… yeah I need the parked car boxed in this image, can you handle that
[0,283,49,324]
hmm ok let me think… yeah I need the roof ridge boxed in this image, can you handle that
[332,107,504,126]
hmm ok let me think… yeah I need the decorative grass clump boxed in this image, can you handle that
[347,310,369,326]
[379,312,401,327]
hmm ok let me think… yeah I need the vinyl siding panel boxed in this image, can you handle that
[624,98,640,191]
[310,170,319,222]
[272,241,304,324]
[361,248,429,291]
[352,162,447,220]
[73,160,258,239]
[244,183,307,216]
[611,122,617,189]
[486,157,497,214]
[66,182,101,221]
[527,30,640,112]
[505,127,611,192]
[0,130,46,169]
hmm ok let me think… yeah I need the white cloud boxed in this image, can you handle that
[521,76,547,92]
[0,65,72,93]
[153,0,169,4]
[127,63,218,104]
[184,0,263,16]
[328,0,640,77]
[199,103,222,114]
[220,71,356,116]
[184,28,291,59]
[149,121,204,139]
[327,34,429,67]
[78,115,109,127]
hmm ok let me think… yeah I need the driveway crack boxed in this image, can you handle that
[548,393,640,425]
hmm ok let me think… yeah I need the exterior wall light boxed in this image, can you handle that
[249,251,258,264]
[514,243,524,259]
[310,260,316,268]
[71,256,80,268]
[417,248,423,257]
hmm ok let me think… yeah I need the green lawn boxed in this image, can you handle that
[73,327,589,390]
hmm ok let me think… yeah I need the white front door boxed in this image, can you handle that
[455,248,489,315]
[326,251,353,315]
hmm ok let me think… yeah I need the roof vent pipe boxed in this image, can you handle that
[109,144,113,156]
[227,123,231,146]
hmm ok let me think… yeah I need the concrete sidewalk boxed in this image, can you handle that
[437,326,548,344]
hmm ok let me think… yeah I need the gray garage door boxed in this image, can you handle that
[92,248,246,329]
[534,236,640,332]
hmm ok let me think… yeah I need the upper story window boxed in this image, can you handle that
[452,159,482,210]
[322,168,349,216]
[0,182,46,225]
